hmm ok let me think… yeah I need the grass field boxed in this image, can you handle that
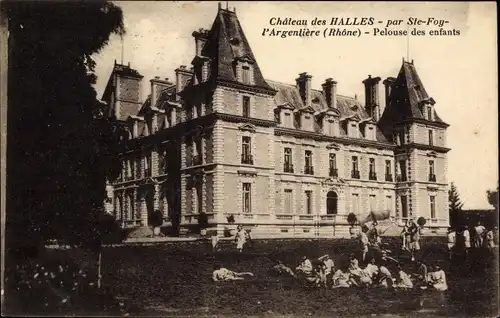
[7,236,499,317]
[91,237,498,317]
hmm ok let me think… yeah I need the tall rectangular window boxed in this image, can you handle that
[369,158,376,180]
[351,156,360,179]
[385,160,392,181]
[428,130,434,146]
[305,191,313,215]
[284,189,293,214]
[144,153,152,177]
[242,66,250,84]
[399,130,406,145]
[369,195,376,212]
[304,150,313,174]
[352,194,359,215]
[352,156,359,171]
[195,185,203,214]
[242,96,250,117]
[401,195,408,218]
[327,120,335,136]
[127,193,134,220]
[399,160,407,181]
[429,160,436,182]
[284,113,292,127]
[385,195,392,214]
[284,147,293,173]
[127,159,134,180]
[430,196,436,219]
[241,136,252,164]
[427,106,432,121]
[242,183,251,213]
[329,153,337,177]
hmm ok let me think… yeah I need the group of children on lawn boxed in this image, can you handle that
[446,221,498,259]
[213,220,447,291]
[275,220,447,291]
[212,218,498,289]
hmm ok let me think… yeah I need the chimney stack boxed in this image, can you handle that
[382,77,396,111]
[192,28,209,56]
[150,77,173,107]
[321,78,338,109]
[362,75,381,120]
[175,65,193,101]
[296,72,312,107]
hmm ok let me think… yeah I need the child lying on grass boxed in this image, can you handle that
[212,264,254,281]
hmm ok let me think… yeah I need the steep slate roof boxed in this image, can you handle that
[200,8,274,91]
[102,63,144,103]
[267,80,390,143]
[379,61,448,138]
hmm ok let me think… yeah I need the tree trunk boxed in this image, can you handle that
[97,250,102,289]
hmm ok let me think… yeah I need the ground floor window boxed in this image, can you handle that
[305,190,313,214]
[284,189,293,214]
[401,195,408,218]
[327,191,338,215]
[242,183,251,213]
[430,195,436,219]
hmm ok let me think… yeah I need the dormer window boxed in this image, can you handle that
[146,118,153,135]
[326,119,335,136]
[284,112,293,128]
[242,66,250,84]
[368,126,375,140]
[427,106,433,121]
[230,37,240,45]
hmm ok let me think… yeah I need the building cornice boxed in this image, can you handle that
[395,118,450,128]
[275,128,396,150]
[395,143,451,153]
[216,79,278,96]
[211,112,278,127]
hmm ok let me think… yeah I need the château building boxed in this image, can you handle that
[101,4,450,237]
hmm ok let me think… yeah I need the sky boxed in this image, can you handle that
[93,1,498,209]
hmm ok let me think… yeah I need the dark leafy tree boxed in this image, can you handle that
[486,183,498,211]
[5,0,126,284]
[197,213,209,233]
[448,182,464,228]
[417,217,426,227]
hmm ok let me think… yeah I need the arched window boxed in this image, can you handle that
[327,191,338,215]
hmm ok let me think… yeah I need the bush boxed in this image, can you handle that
[347,213,358,226]
[197,213,209,230]
[149,210,163,228]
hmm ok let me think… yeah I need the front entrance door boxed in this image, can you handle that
[326,191,338,215]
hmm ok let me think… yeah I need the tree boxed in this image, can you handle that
[347,213,358,226]
[449,182,464,228]
[5,0,125,277]
[486,183,498,211]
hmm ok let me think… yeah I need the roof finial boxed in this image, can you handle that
[218,2,221,10]
[120,34,124,65]
[406,24,410,62]
[226,1,228,10]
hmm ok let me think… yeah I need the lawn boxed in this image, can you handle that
[6,237,499,317]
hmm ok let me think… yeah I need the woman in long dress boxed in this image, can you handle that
[401,220,411,251]
[426,265,448,291]
[235,225,247,252]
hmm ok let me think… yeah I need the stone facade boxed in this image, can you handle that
[101,5,451,237]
